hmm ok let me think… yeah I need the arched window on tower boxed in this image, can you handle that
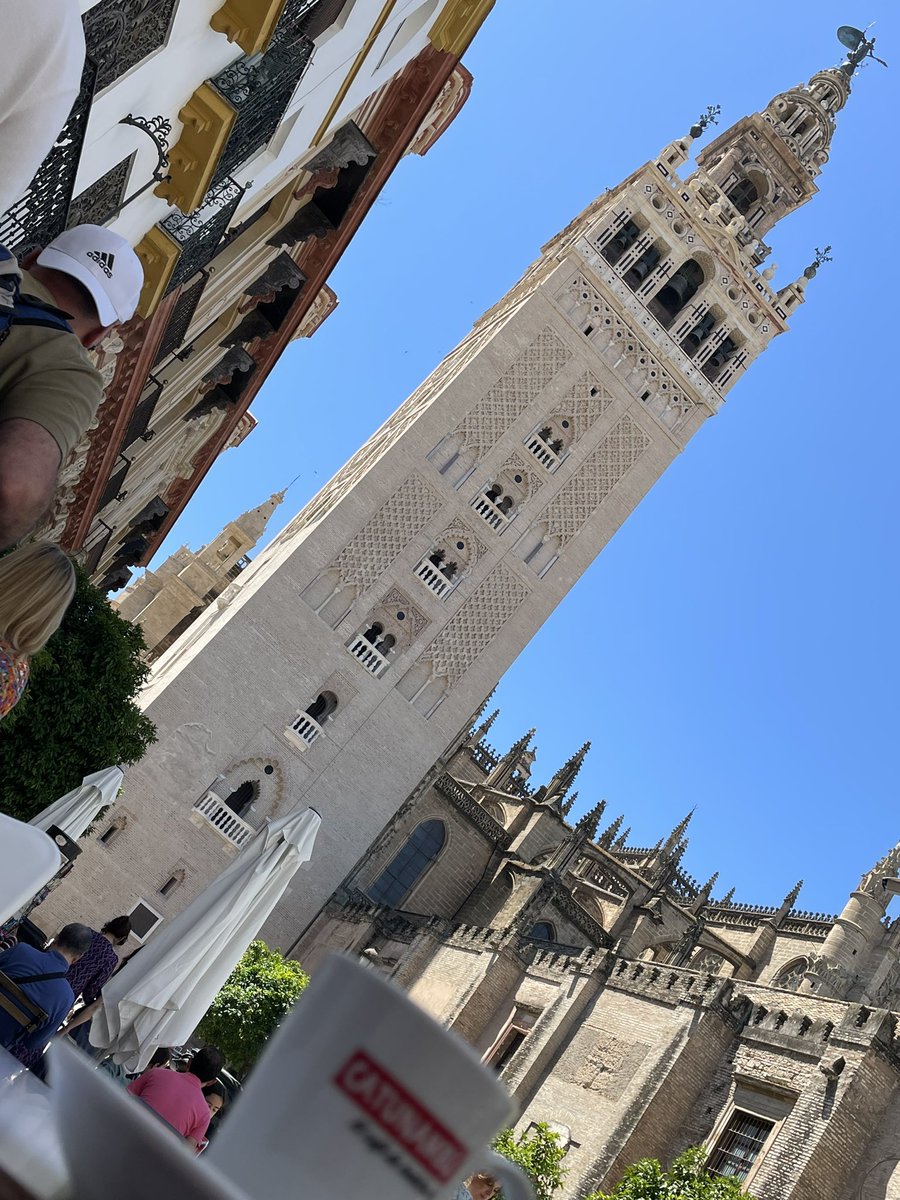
[601,219,641,267]
[365,819,446,908]
[726,177,759,216]
[287,691,338,748]
[702,335,739,383]
[623,242,663,292]
[472,469,529,531]
[223,780,258,819]
[414,534,473,599]
[648,259,705,328]
[680,309,719,358]
[524,416,572,471]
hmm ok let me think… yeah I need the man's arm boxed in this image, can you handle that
[63,998,101,1032]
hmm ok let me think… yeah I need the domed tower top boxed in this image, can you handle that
[691,28,883,239]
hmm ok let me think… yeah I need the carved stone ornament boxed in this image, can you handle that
[201,347,256,392]
[304,121,376,175]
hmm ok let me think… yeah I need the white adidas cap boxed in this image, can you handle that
[37,224,143,326]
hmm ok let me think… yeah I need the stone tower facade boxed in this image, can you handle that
[292,721,900,1200]
[40,54,859,953]
[112,491,286,661]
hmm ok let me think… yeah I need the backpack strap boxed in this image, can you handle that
[0,967,61,1033]
[11,295,74,334]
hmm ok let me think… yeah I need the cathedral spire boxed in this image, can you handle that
[662,809,695,855]
[484,729,537,793]
[535,741,591,808]
[472,707,500,742]
[231,489,287,544]
[613,825,631,850]
[598,814,625,848]
[574,799,606,841]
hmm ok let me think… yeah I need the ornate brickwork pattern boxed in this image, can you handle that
[453,328,572,459]
[540,414,650,547]
[334,475,442,591]
[556,1027,650,1093]
[556,372,613,438]
[557,275,697,432]
[424,562,529,684]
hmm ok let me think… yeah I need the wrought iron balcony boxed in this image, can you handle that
[210,0,320,188]
[160,177,245,293]
[0,58,97,254]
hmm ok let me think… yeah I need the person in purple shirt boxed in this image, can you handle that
[0,923,92,1064]
[62,914,131,1052]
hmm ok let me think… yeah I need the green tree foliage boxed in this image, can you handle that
[492,1123,567,1200]
[586,1147,751,1200]
[0,566,156,820]
[195,941,309,1076]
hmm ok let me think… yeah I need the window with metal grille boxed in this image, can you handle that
[707,1111,773,1181]
[83,0,179,94]
[97,458,130,511]
[365,820,445,909]
[154,275,208,365]
[127,900,163,942]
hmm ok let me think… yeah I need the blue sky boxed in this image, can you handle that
[146,3,899,915]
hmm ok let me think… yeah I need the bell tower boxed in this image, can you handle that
[40,46,873,950]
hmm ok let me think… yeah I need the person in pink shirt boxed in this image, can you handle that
[128,1045,225,1151]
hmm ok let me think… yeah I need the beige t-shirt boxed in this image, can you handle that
[0,270,104,462]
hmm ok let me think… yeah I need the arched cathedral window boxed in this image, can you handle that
[772,957,809,992]
[365,820,446,908]
[623,242,663,292]
[530,921,556,943]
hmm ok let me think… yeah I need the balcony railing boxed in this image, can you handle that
[0,57,98,254]
[160,177,245,293]
[472,494,510,531]
[524,434,561,471]
[347,635,389,677]
[413,558,453,598]
[285,711,324,749]
[192,790,255,849]
[210,0,319,188]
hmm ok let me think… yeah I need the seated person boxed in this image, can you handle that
[0,224,143,549]
[0,923,92,1064]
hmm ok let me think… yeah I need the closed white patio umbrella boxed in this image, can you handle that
[90,806,321,1071]
[29,765,123,840]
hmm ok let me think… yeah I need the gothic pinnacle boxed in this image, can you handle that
[472,708,500,741]
[613,825,631,850]
[560,790,578,818]
[783,879,804,908]
[574,799,606,840]
[699,871,719,897]
[663,808,695,851]
[599,814,625,848]
[721,887,736,906]
[544,741,591,806]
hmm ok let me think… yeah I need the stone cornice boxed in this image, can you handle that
[434,773,510,845]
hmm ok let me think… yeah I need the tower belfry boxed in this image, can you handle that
[43,49,869,948]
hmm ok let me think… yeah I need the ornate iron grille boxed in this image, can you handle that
[67,154,134,228]
[121,382,162,448]
[83,0,179,93]
[161,178,244,292]
[0,58,98,254]
[154,274,208,364]
[210,1,321,186]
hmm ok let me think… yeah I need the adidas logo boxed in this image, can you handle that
[86,249,115,278]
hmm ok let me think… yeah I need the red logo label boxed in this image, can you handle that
[334,1049,467,1183]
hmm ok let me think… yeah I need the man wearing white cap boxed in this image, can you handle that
[0,224,143,549]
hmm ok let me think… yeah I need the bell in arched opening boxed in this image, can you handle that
[649,259,704,327]
[601,219,640,267]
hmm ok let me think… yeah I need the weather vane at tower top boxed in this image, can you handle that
[836,25,888,74]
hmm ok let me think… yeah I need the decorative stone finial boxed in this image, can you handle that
[689,104,721,140]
